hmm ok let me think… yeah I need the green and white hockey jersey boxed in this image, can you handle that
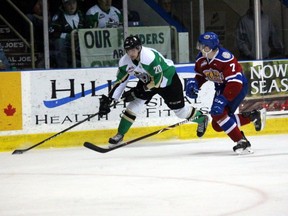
[109,46,176,100]
[86,5,122,28]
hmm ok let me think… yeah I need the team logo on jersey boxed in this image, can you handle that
[203,69,224,83]
[127,66,134,74]
[222,52,231,59]
[99,13,105,19]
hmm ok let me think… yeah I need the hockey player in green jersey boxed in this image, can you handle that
[99,35,209,147]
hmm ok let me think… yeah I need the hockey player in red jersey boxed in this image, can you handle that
[186,32,266,154]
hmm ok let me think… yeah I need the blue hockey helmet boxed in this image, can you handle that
[197,32,219,50]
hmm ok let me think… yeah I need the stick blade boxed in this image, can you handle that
[12,149,25,155]
[84,141,127,153]
[83,142,111,153]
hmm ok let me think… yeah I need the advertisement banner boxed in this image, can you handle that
[18,66,213,135]
[240,60,288,112]
[1,59,287,136]
[0,65,208,135]
[0,72,22,131]
[78,26,172,68]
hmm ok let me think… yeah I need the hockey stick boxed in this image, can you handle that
[12,100,122,155]
[83,119,190,153]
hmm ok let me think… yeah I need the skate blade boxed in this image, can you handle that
[235,147,254,155]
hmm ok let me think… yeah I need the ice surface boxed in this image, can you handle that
[1,134,288,216]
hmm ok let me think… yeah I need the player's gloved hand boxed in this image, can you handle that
[210,95,228,115]
[99,95,112,117]
[186,78,199,99]
[122,88,137,102]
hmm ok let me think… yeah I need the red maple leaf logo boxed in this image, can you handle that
[4,104,16,116]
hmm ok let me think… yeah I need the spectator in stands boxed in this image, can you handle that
[0,46,11,71]
[49,0,85,68]
[128,9,141,26]
[86,0,123,28]
[235,0,284,60]
[159,0,172,14]
[26,0,50,68]
[26,0,47,51]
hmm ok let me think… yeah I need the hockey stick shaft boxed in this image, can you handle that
[84,119,190,153]
[12,100,122,154]
[125,119,189,145]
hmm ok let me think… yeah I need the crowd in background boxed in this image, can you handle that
[28,0,123,68]
[235,0,284,60]
[0,0,127,70]
[0,0,287,71]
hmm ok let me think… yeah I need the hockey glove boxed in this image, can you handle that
[210,95,228,115]
[186,78,199,99]
[122,88,137,102]
[99,95,112,117]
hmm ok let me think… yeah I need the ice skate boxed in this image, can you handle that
[243,108,266,131]
[197,115,209,137]
[108,133,124,148]
[233,131,253,154]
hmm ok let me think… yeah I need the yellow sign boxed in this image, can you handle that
[0,72,22,130]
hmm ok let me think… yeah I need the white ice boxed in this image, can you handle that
[1,134,288,216]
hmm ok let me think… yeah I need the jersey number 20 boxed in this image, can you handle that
[153,65,162,74]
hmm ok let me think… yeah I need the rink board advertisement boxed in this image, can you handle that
[20,66,214,135]
[0,59,287,137]
[0,72,22,131]
[0,66,214,136]
[78,26,171,68]
[240,60,288,111]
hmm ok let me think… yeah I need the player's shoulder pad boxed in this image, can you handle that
[118,54,130,67]
[216,47,234,61]
[140,47,155,65]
